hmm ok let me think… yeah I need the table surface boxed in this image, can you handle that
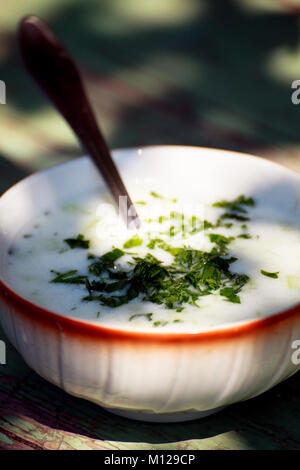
[0,0,300,450]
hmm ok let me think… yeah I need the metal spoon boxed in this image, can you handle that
[18,15,140,228]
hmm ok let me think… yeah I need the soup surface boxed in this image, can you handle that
[6,185,300,332]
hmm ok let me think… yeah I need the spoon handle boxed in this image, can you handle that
[18,15,139,227]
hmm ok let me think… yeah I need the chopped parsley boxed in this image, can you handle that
[219,287,241,303]
[64,234,90,249]
[123,234,143,249]
[129,313,153,322]
[219,212,250,222]
[147,238,164,249]
[150,191,177,203]
[213,195,254,213]
[209,233,234,252]
[88,248,125,274]
[158,215,168,224]
[50,269,88,284]
[49,194,258,321]
[150,191,163,199]
[153,321,169,327]
[260,269,279,279]
[51,245,249,309]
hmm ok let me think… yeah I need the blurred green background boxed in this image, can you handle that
[2,0,300,187]
[0,0,300,450]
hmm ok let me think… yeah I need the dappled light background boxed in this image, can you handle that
[0,0,300,450]
[2,0,300,182]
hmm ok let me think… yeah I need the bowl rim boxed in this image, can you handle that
[1,144,300,343]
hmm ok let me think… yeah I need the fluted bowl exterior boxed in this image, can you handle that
[0,146,299,421]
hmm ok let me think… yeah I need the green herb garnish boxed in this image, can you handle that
[209,233,234,252]
[260,270,279,279]
[213,195,254,213]
[153,321,169,327]
[219,212,250,222]
[50,194,256,316]
[51,243,249,310]
[220,287,241,303]
[88,248,125,275]
[50,270,88,284]
[64,234,90,249]
[129,313,153,322]
[123,234,143,249]
[147,238,164,249]
[150,191,177,203]
[150,191,163,199]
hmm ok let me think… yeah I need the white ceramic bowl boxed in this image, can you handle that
[0,146,300,422]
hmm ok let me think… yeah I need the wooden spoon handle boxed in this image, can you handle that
[18,15,139,227]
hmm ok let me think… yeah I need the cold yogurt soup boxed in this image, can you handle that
[6,187,300,332]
